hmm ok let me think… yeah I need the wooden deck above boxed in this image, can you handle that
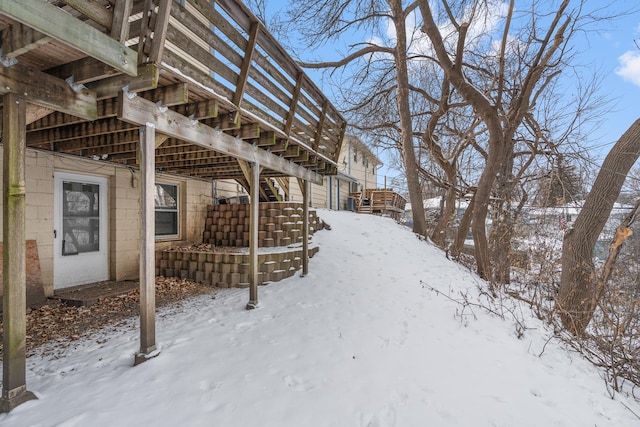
[0,0,347,183]
[351,189,407,219]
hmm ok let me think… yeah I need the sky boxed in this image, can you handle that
[1,209,639,426]
[251,1,640,190]
[583,4,640,159]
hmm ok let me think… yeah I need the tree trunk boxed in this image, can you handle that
[491,211,514,284]
[558,119,640,335]
[431,167,457,247]
[452,190,476,258]
[390,0,428,237]
[471,135,506,280]
[491,152,516,284]
[431,185,456,247]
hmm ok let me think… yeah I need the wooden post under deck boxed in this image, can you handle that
[1,93,37,412]
[301,179,310,277]
[134,123,158,365]
[246,161,260,309]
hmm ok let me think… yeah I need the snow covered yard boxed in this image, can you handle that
[1,210,639,426]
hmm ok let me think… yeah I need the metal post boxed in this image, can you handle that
[134,124,158,365]
[1,93,36,412]
[246,162,260,309]
[302,179,310,276]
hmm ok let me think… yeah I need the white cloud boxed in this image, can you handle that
[616,50,640,86]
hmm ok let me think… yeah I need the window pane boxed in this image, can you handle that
[155,184,177,209]
[156,211,178,236]
[62,181,100,255]
[155,183,178,237]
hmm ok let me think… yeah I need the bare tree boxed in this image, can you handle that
[558,119,640,335]
[274,0,430,237]
[415,0,603,283]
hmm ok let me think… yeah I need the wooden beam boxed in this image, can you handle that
[178,99,219,120]
[118,92,324,184]
[232,21,260,108]
[111,0,133,42]
[148,0,172,64]
[313,101,328,151]
[246,161,260,309]
[237,159,251,183]
[0,0,137,76]
[2,22,51,58]
[0,93,37,413]
[46,57,122,85]
[85,63,159,100]
[234,123,260,140]
[142,83,188,107]
[26,104,53,125]
[257,131,276,147]
[134,124,158,365]
[155,134,169,148]
[0,62,97,120]
[284,73,303,137]
[301,178,310,276]
[64,0,113,30]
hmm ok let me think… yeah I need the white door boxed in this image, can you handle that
[54,172,108,289]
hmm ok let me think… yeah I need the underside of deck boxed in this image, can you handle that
[2,0,346,183]
[0,0,346,411]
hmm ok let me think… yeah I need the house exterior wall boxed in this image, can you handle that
[288,179,327,208]
[0,147,213,297]
[283,136,381,211]
[338,135,380,192]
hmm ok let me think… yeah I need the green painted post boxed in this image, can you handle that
[1,93,37,412]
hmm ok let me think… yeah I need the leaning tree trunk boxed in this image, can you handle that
[451,190,476,258]
[431,185,456,247]
[431,166,457,247]
[558,119,640,335]
[390,0,428,238]
[472,137,506,280]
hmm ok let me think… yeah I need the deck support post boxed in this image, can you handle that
[1,93,37,412]
[301,179,310,277]
[246,161,260,309]
[134,123,158,365]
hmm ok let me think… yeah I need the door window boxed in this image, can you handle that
[61,181,100,255]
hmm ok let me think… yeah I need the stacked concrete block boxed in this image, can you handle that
[159,201,323,288]
[202,202,318,247]
[156,246,319,287]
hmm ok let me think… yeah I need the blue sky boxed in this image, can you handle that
[583,7,640,160]
[255,1,640,188]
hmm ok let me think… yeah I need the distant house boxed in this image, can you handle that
[311,135,406,217]
[283,135,382,211]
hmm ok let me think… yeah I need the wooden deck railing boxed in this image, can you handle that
[350,189,407,219]
[12,0,346,179]
[158,0,346,169]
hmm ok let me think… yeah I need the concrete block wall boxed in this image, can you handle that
[110,167,140,281]
[0,147,213,296]
[156,246,319,287]
[202,202,319,247]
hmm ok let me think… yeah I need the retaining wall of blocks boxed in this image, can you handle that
[202,202,319,247]
[156,246,319,288]
[157,202,323,288]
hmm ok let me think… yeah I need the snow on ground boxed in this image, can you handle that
[2,210,640,426]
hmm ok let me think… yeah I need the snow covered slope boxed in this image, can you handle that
[1,210,639,426]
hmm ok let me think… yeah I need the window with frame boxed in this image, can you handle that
[155,183,179,237]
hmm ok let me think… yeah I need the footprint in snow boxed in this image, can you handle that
[283,375,314,391]
[235,320,258,331]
